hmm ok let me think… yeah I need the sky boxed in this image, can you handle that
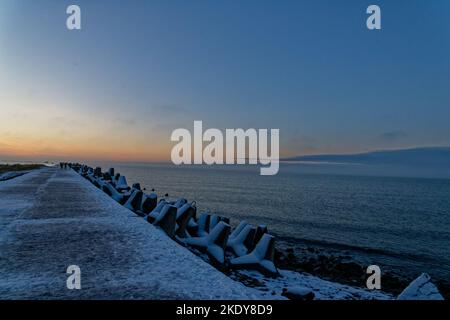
[1,0,450,162]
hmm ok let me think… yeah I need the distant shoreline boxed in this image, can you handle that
[0,164,45,182]
[0,164,45,174]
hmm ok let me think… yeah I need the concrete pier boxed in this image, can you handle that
[0,167,262,299]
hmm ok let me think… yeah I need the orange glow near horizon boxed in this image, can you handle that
[0,103,173,162]
[0,135,172,162]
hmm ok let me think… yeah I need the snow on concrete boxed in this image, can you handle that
[237,269,394,300]
[397,273,444,300]
[0,171,27,182]
[0,167,265,299]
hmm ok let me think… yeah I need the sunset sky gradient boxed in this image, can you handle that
[1,0,450,162]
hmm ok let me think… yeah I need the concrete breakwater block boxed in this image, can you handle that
[227,224,256,257]
[397,273,444,300]
[107,168,115,178]
[172,198,188,208]
[94,167,102,177]
[146,200,168,223]
[115,175,130,192]
[228,221,249,240]
[197,213,211,237]
[230,234,279,277]
[252,225,268,250]
[113,173,120,186]
[86,174,101,188]
[124,188,144,215]
[132,183,141,190]
[73,164,280,277]
[184,221,231,265]
[142,193,158,214]
[153,205,177,238]
[187,217,199,236]
[210,215,229,232]
[186,203,199,235]
[103,172,112,182]
[101,182,128,204]
[175,203,196,238]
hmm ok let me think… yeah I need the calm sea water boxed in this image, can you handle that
[89,162,450,283]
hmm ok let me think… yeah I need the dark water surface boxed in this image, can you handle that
[89,162,450,284]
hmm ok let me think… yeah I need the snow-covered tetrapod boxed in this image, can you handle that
[146,199,168,223]
[132,183,141,190]
[184,221,231,265]
[153,204,177,238]
[107,167,115,178]
[86,174,100,188]
[115,175,130,192]
[94,167,102,177]
[124,188,144,215]
[102,182,126,203]
[210,214,229,232]
[172,198,188,208]
[186,203,199,235]
[112,173,121,186]
[252,225,268,250]
[397,273,444,300]
[227,224,256,257]
[229,221,248,239]
[230,233,279,277]
[197,213,211,237]
[142,193,158,214]
[175,203,196,238]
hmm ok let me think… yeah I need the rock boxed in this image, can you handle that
[397,273,444,300]
[282,287,315,301]
[335,261,363,274]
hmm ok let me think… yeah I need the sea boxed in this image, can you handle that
[87,161,450,286]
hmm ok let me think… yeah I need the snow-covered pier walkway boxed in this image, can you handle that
[0,167,264,299]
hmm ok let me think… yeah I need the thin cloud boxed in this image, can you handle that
[378,130,407,142]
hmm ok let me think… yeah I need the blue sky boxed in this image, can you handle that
[1,0,449,161]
